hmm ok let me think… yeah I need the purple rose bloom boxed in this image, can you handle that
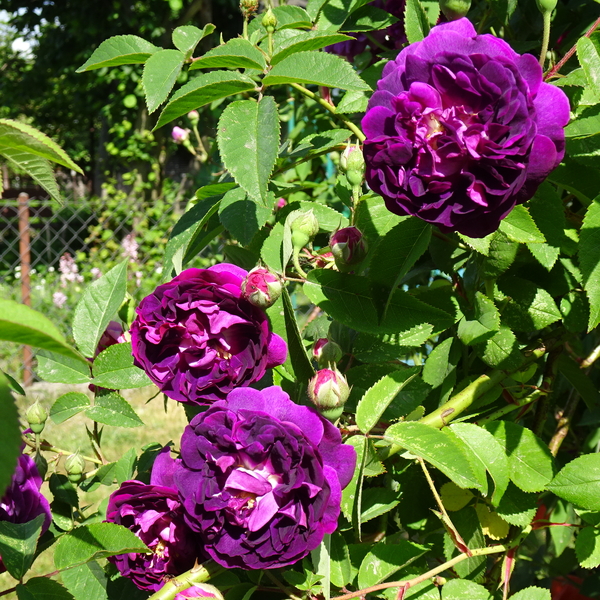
[130,264,287,405]
[362,18,570,237]
[174,386,356,569]
[0,453,51,573]
[106,449,202,591]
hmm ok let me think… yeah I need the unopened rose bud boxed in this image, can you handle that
[65,453,86,483]
[187,110,200,125]
[172,126,189,143]
[289,210,319,250]
[26,401,48,434]
[342,146,365,187]
[240,0,259,18]
[330,227,368,270]
[440,0,472,19]
[175,584,225,600]
[313,338,343,367]
[536,0,557,14]
[308,368,350,421]
[275,197,287,210]
[261,7,277,32]
[241,267,282,309]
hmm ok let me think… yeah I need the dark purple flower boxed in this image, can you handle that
[130,264,287,405]
[174,386,356,569]
[0,453,52,572]
[175,585,223,600]
[362,18,570,237]
[106,449,202,591]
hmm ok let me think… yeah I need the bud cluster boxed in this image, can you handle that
[240,0,259,19]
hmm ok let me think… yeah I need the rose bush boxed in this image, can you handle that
[106,449,202,591]
[173,385,356,569]
[362,18,569,237]
[130,264,287,404]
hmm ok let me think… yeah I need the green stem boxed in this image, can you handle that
[243,17,248,40]
[539,10,552,68]
[476,388,546,426]
[268,31,274,57]
[146,561,224,600]
[290,83,366,142]
[22,436,103,465]
[292,247,307,278]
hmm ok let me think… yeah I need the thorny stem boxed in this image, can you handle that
[545,16,600,80]
[146,561,224,600]
[22,436,103,465]
[539,10,552,68]
[290,83,366,142]
[548,388,581,456]
[330,545,508,600]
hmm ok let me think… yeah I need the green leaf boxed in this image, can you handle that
[442,579,491,600]
[576,526,600,569]
[114,448,138,485]
[449,423,509,506]
[0,514,45,579]
[353,325,434,363]
[481,231,518,278]
[356,368,420,434]
[485,421,554,493]
[578,36,600,99]
[330,533,353,589]
[499,205,545,244]
[251,5,313,35]
[17,579,74,600]
[92,343,152,390]
[0,147,60,202]
[272,31,353,65]
[172,24,215,56]
[3,371,25,396]
[458,233,493,256]
[281,287,315,385]
[72,261,128,358]
[287,129,351,159]
[341,5,399,31]
[404,0,430,43]
[565,104,600,138]
[422,338,457,389]
[291,201,348,232]
[163,197,222,280]
[385,421,481,490]
[217,97,280,205]
[304,270,453,336]
[443,507,485,581]
[0,373,23,497]
[477,326,523,371]
[369,218,432,316]
[498,277,561,332]
[556,353,600,410]
[154,71,256,130]
[0,119,82,172]
[457,292,500,346]
[495,483,537,527]
[61,562,108,600]
[548,161,600,204]
[341,435,367,523]
[54,523,149,570]
[0,299,84,362]
[142,49,185,114]
[86,393,143,428]
[357,540,428,589]
[190,38,267,71]
[306,0,329,20]
[77,35,159,72]
[261,222,285,273]
[263,51,371,90]
[50,473,78,508]
[547,454,600,511]
[50,392,91,424]
[579,198,600,330]
[510,588,550,600]
[219,188,272,245]
[37,351,91,384]
[561,291,589,333]
[360,488,401,523]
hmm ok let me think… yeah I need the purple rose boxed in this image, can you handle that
[174,386,356,569]
[362,18,570,237]
[0,453,51,572]
[175,585,224,600]
[130,264,287,405]
[106,449,203,591]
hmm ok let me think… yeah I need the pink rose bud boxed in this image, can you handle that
[340,145,365,186]
[308,368,350,421]
[313,338,343,367]
[330,227,367,270]
[172,126,189,143]
[276,197,287,210]
[241,267,283,309]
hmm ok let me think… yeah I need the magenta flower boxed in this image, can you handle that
[130,265,287,405]
[362,18,569,237]
[106,449,203,591]
[174,386,356,569]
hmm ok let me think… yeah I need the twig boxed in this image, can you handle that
[548,388,580,456]
[580,342,600,369]
[22,436,103,465]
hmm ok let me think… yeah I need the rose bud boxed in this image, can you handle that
[65,453,86,483]
[175,585,224,600]
[340,145,365,187]
[330,227,367,270]
[26,401,48,434]
[187,110,200,125]
[275,197,287,210]
[440,0,471,20]
[240,0,259,18]
[171,126,189,143]
[261,7,277,32]
[289,210,319,250]
[313,338,343,367]
[536,0,557,14]
[308,368,350,422]
[241,267,282,309]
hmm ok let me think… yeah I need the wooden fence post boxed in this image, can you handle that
[18,192,33,387]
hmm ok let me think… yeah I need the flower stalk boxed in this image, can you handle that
[146,561,225,600]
